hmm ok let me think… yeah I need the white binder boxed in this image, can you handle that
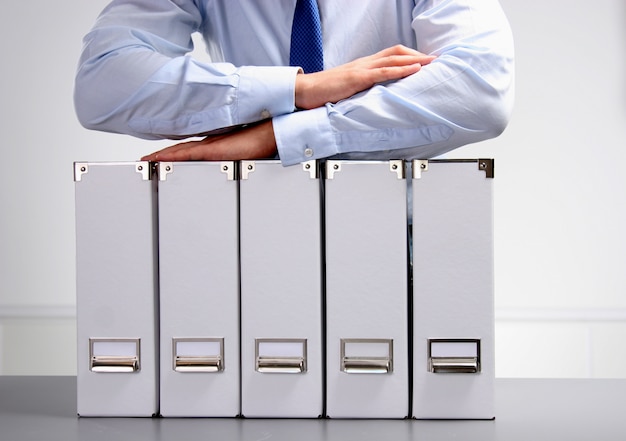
[411,159,495,419]
[157,162,240,417]
[239,160,323,418]
[324,160,409,419]
[74,162,158,417]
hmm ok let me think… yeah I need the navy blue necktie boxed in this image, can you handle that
[290,0,324,73]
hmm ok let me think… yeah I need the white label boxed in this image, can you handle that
[257,341,305,358]
[176,340,222,357]
[91,340,138,357]
[343,340,391,358]
[430,341,478,358]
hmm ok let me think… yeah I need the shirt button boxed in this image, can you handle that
[260,109,271,119]
[304,147,313,158]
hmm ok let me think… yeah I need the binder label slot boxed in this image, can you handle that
[428,339,481,373]
[255,339,307,373]
[173,338,224,373]
[89,338,140,373]
[341,339,393,374]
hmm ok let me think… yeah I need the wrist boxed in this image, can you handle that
[294,72,315,110]
[254,119,278,158]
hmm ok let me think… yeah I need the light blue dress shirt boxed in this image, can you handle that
[74,0,514,166]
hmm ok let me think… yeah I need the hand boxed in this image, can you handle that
[141,120,277,162]
[295,45,436,110]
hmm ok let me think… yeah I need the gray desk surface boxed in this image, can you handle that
[1,376,625,441]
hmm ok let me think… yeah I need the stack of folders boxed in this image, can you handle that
[74,159,495,419]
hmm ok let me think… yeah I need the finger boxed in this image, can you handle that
[141,140,200,161]
[155,144,205,161]
[365,45,437,68]
[366,54,435,69]
[369,44,436,61]
[373,44,421,57]
[366,63,423,84]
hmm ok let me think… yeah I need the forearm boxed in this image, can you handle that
[74,0,300,139]
[75,55,299,139]
[141,120,277,162]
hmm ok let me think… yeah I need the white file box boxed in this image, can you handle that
[74,162,158,417]
[411,159,495,419]
[239,160,323,418]
[157,162,240,417]
[324,160,409,419]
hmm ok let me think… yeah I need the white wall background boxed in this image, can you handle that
[0,0,625,377]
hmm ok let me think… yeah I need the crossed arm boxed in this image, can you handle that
[76,1,513,165]
[140,45,436,162]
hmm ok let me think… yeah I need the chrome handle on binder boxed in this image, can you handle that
[341,358,393,374]
[256,357,306,373]
[91,356,140,373]
[174,356,223,373]
[89,338,140,373]
[341,339,393,374]
[255,339,307,373]
[172,338,224,373]
[428,339,481,374]
[429,357,480,373]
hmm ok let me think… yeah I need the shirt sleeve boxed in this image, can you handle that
[274,0,515,166]
[74,0,300,140]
